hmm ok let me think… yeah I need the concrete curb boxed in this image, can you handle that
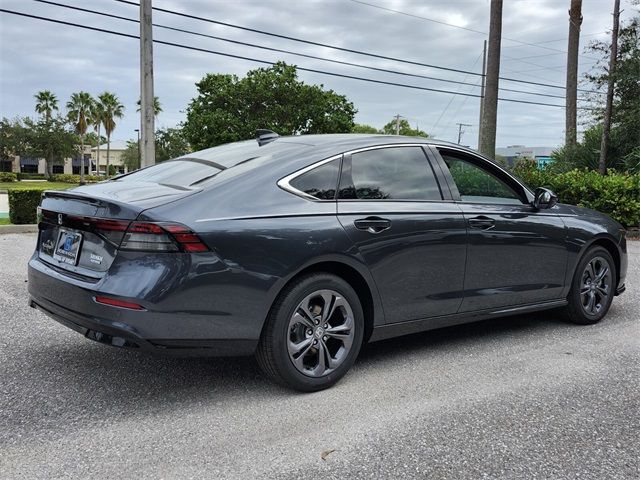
[0,224,38,234]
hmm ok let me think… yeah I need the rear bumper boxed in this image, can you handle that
[28,256,258,357]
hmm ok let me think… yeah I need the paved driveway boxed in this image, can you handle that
[1,233,638,479]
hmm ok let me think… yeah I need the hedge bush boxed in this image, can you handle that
[8,189,42,224]
[512,161,640,228]
[17,173,46,180]
[0,172,17,182]
[50,173,102,183]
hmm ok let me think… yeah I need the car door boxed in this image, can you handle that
[337,145,467,324]
[431,146,568,312]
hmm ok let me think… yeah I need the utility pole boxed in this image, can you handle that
[140,0,155,167]
[565,0,582,147]
[479,0,503,159]
[598,0,620,175]
[394,114,402,135]
[477,40,487,150]
[457,123,472,145]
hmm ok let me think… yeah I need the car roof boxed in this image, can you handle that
[277,133,457,148]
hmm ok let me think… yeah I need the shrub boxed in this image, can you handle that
[49,174,101,183]
[511,161,640,228]
[8,189,42,224]
[0,172,17,182]
[17,173,46,180]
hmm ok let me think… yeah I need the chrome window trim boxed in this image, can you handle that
[344,142,430,156]
[277,154,342,202]
[278,143,436,202]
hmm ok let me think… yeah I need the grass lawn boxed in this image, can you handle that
[0,182,78,191]
[0,218,11,225]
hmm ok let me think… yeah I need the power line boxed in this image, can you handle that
[32,0,566,100]
[112,0,602,95]
[0,8,597,110]
[347,0,600,60]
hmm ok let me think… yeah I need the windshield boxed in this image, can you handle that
[114,139,311,188]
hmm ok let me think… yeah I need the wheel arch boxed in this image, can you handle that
[576,235,621,289]
[263,256,384,344]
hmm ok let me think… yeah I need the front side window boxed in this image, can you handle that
[440,153,523,204]
[338,147,441,201]
[289,158,340,200]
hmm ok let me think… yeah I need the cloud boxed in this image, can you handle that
[0,0,635,148]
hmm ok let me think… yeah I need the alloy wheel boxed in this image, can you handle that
[287,289,355,377]
[580,256,611,316]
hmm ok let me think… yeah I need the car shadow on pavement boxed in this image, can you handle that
[5,308,579,442]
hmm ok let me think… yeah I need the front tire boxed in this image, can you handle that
[562,246,616,325]
[256,273,364,392]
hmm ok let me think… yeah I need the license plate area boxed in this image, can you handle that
[53,229,83,266]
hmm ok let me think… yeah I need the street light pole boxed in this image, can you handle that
[135,128,140,171]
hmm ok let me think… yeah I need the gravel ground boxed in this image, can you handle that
[1,233,638,479]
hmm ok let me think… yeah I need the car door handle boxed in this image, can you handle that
[468,216,496,230]
[354,217,392,234]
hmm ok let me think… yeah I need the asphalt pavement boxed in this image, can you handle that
[1,233,638,479]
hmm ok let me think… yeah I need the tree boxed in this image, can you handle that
[121,140,140,172]
[97,92,124,177]
[565,0,582,146]
[183,62,356,150]
[67,91,93,183]
[351,123,379,134]
[0,118,28,171]
[136,96,162,117]
[598,0,621,175]
[156,127,190,162]
[34,90,60,178]
[479,0,503,158]
[84,131,106,147]
[381,118,429,137]
[585,10,638,172]
[21,116,78,176]
[121,127,190,172]
[90,100,104,174]
[34,90,58,123]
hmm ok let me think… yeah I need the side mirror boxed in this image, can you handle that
[533,187,558,210]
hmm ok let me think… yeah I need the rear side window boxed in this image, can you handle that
[289,158,340,200]
[114,160,221,188]
[339,147,441,200]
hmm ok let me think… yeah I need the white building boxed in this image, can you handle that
[495,145,556,168]
[91,140,129,174]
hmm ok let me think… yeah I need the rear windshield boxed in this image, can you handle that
[114,139,308,188]
[113,160,222,188]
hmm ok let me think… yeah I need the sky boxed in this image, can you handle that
[0,0,637,149]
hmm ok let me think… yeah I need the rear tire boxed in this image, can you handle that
[561,246,616,325]
[256,273,364,392]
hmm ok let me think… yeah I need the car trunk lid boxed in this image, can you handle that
[37,181,200,278]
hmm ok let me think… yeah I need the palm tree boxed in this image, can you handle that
[90,100,104,175]
[136,96,162,117]
[34,90,59,177]
[97,92,124,177]
[34,90,58,123]
[67,92,93,183]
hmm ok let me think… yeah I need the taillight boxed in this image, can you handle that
[39,209,208,253]
[120,221,209,253]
